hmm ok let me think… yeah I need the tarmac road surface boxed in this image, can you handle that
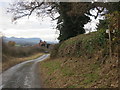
[0,54,50,88]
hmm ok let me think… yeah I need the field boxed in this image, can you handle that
[2,40,46,72]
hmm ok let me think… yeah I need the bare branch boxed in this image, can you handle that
[28,2,44,17]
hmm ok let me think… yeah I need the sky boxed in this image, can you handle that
[0,0,106,43]
[0,0,59,43]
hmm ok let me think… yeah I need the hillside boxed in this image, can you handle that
[39,30,119,88]
[3,37,41,46]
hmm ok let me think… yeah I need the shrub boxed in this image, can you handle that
[50,44,61,58]
[2,41,45,62]
[51,29,108,58]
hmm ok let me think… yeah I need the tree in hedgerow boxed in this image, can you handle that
[8,41,16,46]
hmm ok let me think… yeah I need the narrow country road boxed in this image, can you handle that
[0,54,50,88]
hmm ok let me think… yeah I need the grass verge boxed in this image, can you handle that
[2,53,44,72]
[39,55,118,88]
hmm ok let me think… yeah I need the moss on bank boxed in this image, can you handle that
[39,55,118,88]
[51,29,108,58]
[39,30,119,88]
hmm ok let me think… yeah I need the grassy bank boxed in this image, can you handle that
[51,30,108,58]
[2,53,44,72]
[39,53,118,88]
[39,30,119,88]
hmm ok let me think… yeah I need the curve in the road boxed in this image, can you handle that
[0,54,50,88]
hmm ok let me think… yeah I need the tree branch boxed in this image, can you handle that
[28,2,44,17]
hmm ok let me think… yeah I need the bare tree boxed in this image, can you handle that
[7,1,118,41]
[7,1,59,21]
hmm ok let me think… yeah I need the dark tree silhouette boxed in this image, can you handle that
[7,1,119,41]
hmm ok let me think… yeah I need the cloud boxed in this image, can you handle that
[0,1,105,42]
[0,1,59,42]
[1,28,59,42]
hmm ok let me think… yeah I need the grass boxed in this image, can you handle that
[2,53,44,71]
[82,73,99,85]
[51,29,107,58]
[78,63,100,87]
[2,41,45,59]
[90,63,100,70]
[67,85,77,88]
[40,60,61,75]
[40,59,74,77]
[2,40,47,72]
[61,67,74,76]
[39,30,118,88]
[39,54,118,88]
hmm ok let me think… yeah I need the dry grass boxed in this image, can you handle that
[2,53,44,72]
[43,29,119,88]
[39,54,118,88]
[2,40,46,72]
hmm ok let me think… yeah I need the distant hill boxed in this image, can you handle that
[3,37,41,46]
[46,41,59,44]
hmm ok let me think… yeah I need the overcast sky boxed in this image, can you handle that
[0,0,59,43]
[0,0,106,43]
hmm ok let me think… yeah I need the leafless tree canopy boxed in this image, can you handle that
[7,1,60,21]
[7,1,115,21]
[7,1,119,41]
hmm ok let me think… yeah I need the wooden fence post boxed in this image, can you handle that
[108,25,112,60]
